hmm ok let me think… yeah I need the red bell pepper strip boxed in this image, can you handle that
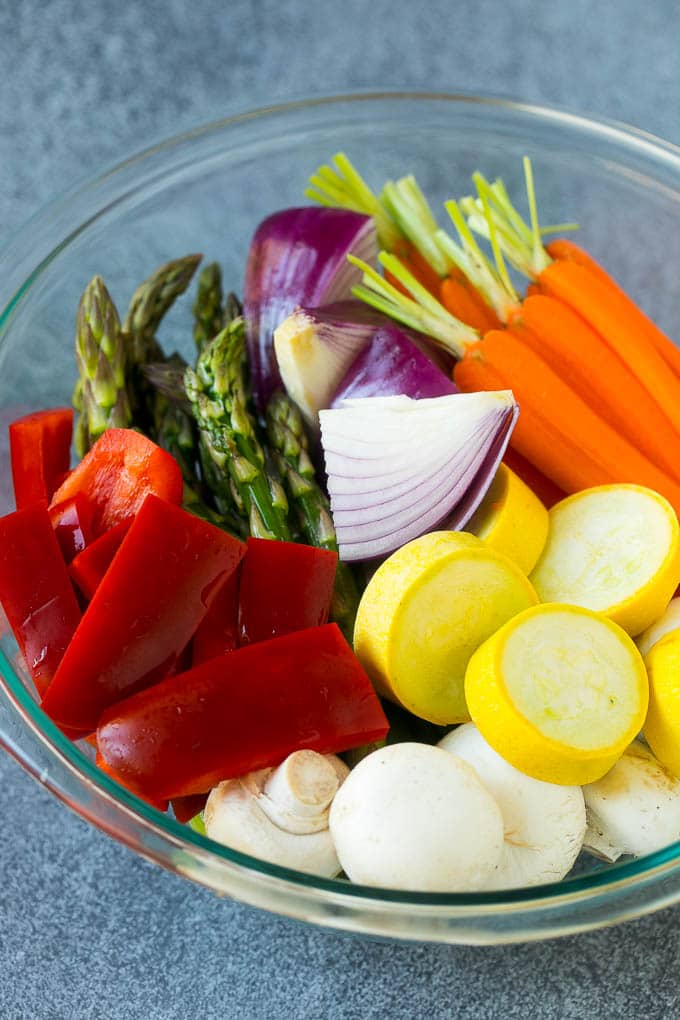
[68,518,132,600]
[49,494,95,564]
[9,408,73,510]
[171,793,208,824]
[42,494,246,735]
[49,428,183,538]
[192,565,241,665]
[238,538,338,644]
[95,750,169,813]
[96,623,389,800]
[0,503,81,696]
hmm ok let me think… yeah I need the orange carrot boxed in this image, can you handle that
[454,331,680,515]
[441,269,503,333]
[547,238,680,381]
[386,245,501,331]
[535,259,680,437]
[390,239,442,295]
[508,294,680,482]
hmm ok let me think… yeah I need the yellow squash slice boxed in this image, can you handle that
[644,631,680,778]
[465,603,649,785]
[353,531,538,725]
[530,484,680,636]
[466,464,549,575]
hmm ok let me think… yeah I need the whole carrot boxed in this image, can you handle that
[464,162,680,437]
[508,294,680,482]
[536,261,680,436]
[546,238,680,381]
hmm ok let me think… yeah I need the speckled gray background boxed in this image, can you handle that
[2,2,680,1017]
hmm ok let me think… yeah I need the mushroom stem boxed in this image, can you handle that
[204,750,348,877]
[260,750,348,834]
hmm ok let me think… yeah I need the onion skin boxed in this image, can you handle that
[243,208,377,409]
[331,324,458,406]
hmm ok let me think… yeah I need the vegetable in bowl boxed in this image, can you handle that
[5,148,680,898]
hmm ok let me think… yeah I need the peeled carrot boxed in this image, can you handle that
[508,294,680,482]
[546,239,614,286]
[547,238,680,381]
[390,240,442,295]
[535,259,680,436]
[454,331,680,516]
[441,268,503,333]
[386,247,501,331]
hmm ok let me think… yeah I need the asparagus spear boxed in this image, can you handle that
[193,262,224,354]
[224,291,243,325]
[185,319,292,542]
[151,358,197,483]
[123,253,202,363]
[122,254,202,429]
[265,389,360,642]
[73,275,132,457]
[143,358,246,537]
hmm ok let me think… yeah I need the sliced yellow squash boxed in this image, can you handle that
[465,603,649,785]
[644,630,680,778]
[466,464,549,575]
[530,484,680,636]
[353,531,538,725]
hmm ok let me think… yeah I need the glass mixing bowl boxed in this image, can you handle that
[3,92,680,945]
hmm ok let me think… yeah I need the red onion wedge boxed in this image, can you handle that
[331,324,457,406]
[275,302,455,425]
[274,301,385,425]
[243,208,377,410]
[319,392,519,562]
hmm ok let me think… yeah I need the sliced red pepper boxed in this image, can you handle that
[0,503,81,696]
[171,793,208,823]
[238,537,338,644]
[50,428,183,537]
[95,750,169,813]
[192,565,241,665]
[97,623,389,800]
[49,494,95,565]
[9,408,73,510]
[42,494,246,735]
[68,518,132,600]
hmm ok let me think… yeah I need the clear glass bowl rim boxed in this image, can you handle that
[3,89,680,935]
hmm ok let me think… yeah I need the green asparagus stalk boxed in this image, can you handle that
[185,319,292,542]
[265,391,335,547]
[224,291,243,325]
[73,275,132,457]
[144,358,246,537]
[122,254,202,428]
[123,253,202,363]
[193,262,224,354]
[265,390,360,642]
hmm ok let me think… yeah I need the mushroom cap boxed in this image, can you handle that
[328,742,504,891]
[584,740,680,859]
[439,724,586,889]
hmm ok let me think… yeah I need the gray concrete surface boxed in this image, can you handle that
[2,1,680,1017]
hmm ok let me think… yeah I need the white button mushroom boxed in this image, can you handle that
[583,740,680,862]
[439,724,586,889]
[204,750,349,877]
[328,742,504,891]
